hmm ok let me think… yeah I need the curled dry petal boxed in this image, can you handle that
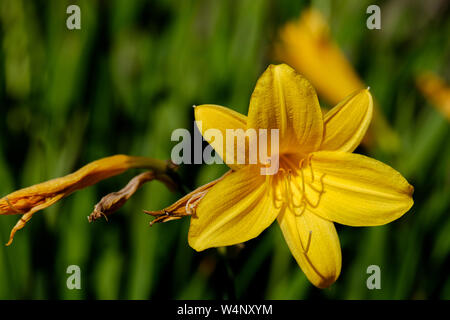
[0,155,176,246]
[88,171,177,222]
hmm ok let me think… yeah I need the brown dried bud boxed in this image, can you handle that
[0,155,177,246]
[145,170,231,226]
[88,171,177,222]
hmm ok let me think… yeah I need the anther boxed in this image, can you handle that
[307,173,326,195]
[292,202,306,216]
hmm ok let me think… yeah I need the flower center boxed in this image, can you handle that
[266,153,326,215]
[264,154,326,253]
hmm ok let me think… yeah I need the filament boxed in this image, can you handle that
[282,155,326,212]
[265,155,326,214]
[294,215,312,254]
[302,230,312,253]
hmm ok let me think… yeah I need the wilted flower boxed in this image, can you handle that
[0,155,176,245]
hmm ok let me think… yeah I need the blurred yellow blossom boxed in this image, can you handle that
[416,72,450,121]
[275,8,399,152]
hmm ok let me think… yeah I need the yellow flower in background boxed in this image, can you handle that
[0,155,175,245]
[275,8,399,153]
[275,9,361,106]
[188,64,413,288]
[416,72,450,121]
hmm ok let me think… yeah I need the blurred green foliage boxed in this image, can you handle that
[0,0,449,299]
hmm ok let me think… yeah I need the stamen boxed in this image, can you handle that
[274,156,327,214]
[293,213,312,254]
[264,162,273,197]
[272,189,283,209]
[284,169,305,212]
[306,154,315,183]
[303,230,312,254]
[306,173,326,198]
[299,162,307,196]
[288,173,305,209]
[266,174,283,210]
[292,201,306,216]
[284,170,294,212]
[287,174,304,209]
[272,168,286,208]
[282,156,326,210]
[261,160,282,210]
[274,189,284,202]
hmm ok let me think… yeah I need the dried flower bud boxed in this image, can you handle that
[88,171,177,222]
[144,170,231,225]
[0,155,176,245]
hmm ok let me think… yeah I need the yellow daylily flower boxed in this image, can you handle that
[416,72,450,121]
[275,8,399,152]
[188,64,413,288]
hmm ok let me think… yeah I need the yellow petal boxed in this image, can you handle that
[194,104,248,170]
[275,8,400,154]
[277,207,341,288]
[305,151,414,226]
[247,64,323,154]
[321,89,373,152]
[188,165,279,251]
